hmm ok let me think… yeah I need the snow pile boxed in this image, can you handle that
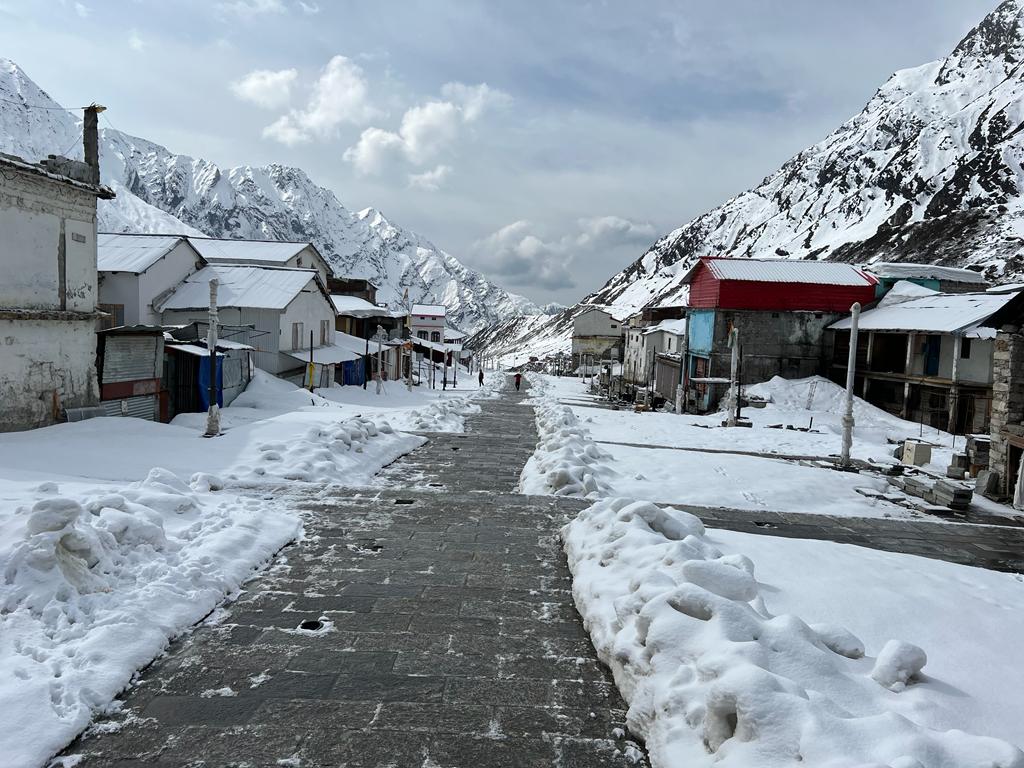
[520,398,616,498]
[226,415,420,486]
[407,395,483,432]
[0,471,299,766]
[563,497,1024,768]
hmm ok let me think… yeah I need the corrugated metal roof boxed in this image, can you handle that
[158,265,319,311]
[642,318,688,336]
[411,304,446,316]
[698,258,876,286]
[285,343,361,365]
[830,291,1019,334]
[98,233,185,273]
[867,262,987,284]
[187,237,309,264]
[332,295,390,316]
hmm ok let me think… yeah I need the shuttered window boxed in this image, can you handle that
[292,322,304,351]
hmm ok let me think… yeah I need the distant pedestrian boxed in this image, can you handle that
[478,370,484,388]
[514,372,522,391]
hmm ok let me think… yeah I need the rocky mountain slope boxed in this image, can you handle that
[0,58,536,331]
[475,0,1024,361]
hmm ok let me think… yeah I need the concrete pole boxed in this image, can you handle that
[726,328,740,427]
[840,302,862,467]
[376,325,384,395]
[948,334,962,434]
[204,279,220,437]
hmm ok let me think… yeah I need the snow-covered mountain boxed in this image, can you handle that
[474,0,1024,361]
[0,58,536,331]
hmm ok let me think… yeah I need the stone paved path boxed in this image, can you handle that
[61,381,648,768]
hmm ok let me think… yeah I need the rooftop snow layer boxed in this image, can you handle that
[411,304,446,316]
[830,290,1019,334]
[867,262,989,284]
[284,343,361,365]
[684,257,877,287]
[187,237,310,265]
[97,233,188,274]
[643,318,688,336]
[158,265,319,311]
[331,295,390,317]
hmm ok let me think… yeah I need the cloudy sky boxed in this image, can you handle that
[0,0,1000,305]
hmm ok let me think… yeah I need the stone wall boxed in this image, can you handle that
[988,330,1024,496]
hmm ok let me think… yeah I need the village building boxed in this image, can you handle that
[987,318,1024,502]
[864,262,989,295]
[622,306,685,387]
[829,283,1024,434]
[648,318,688,402]
[572,307,625,373]
[327,277,378,303]
[163,322,256,415]
[0,113,114,431]
[97,234,204,327]
[679,257,877,413]
[410,304,446,342]
[331,295,399,339]
[187,237,332,286]
[156,264,340,386]
[95,325,165,421]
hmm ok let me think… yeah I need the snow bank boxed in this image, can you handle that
[520,379,616,497]
[563,497,1024,768]
[0,470,300,767]
[405,395,483,432]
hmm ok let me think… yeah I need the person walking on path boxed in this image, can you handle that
[514,372,522,391]
[478,370,484,388]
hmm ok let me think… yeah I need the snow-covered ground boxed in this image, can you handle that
[564,498,1024,767]
[523,374,971,518]
[521,373,1024,765]
[0,370,496,767]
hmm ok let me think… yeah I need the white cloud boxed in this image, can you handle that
[74,2,89,17]
[343,127,405,174]
[128,29,145,52]
[440,82,512,122]
[408,164,452,192]
[343,82,509,176]
[263,55,379,145]
[216,0,285,18]
[472,216,655,291]
[298,1,319,13]
[231,68,298,109]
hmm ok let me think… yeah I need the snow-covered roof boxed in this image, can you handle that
[577,305,630,322]
[158,265,320,311]
[444,328,467,340]
[866,262,988,284]
[331,295,390,317]
[411,304,446,317]
[334,330,387,356]
[165,344,223,358]
[284,343,361,365]
[643,318,688,336]
[97,233,189,274]
[186,237,311,265]
[830,291,1019,335]
[683,257,876,287]
[877,280,938,307]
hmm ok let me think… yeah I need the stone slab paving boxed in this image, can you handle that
[60,381,648,768]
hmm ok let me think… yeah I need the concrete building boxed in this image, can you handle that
[864,262,989,295]
[97,234,204,327]
[157,264,341,385]
[679,257,877,413]
[187,237,331,286]
[0,131,114,431]
[988,326,1024,502]
[830,285,1024,435]
[622,306,685,386]
[572,307,625,372]
[410,304,446,343]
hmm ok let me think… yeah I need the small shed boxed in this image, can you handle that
[165,322,257,408]
[96,325,165,421]
[163,342,226,419]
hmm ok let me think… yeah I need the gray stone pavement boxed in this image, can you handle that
[60,381,648,768]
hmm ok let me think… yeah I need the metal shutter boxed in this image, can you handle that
[103,337,159,383]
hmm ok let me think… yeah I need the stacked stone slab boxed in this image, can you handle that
[988,330,1024,498]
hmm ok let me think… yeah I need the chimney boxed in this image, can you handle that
[83,104,104,185]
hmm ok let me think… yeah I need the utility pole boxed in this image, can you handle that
[204,279,220,437]
[726,327,740,427]
[676,329,689,415]
[840,302,861,467]
[373,324,388,395]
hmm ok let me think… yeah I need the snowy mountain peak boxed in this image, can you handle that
[939,0,1024,82]
[0,60,536,331]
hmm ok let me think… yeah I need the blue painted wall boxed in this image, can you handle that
[687,309,716,354]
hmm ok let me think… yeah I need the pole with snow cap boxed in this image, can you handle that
[840,302,861,468]
[726,327,740,427]
[204,279,220,437]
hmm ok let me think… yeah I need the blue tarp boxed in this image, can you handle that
[340,359,365,386]
[198,356,224,409]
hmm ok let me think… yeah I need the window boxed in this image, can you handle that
[417,330,428,340]
[610,324,618,329]
[296,257,303,267]
[320,319,329,345]
[291,322,304,351]
[430,331,441,342]
[98,303,124,330]
[961,337,972,359]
